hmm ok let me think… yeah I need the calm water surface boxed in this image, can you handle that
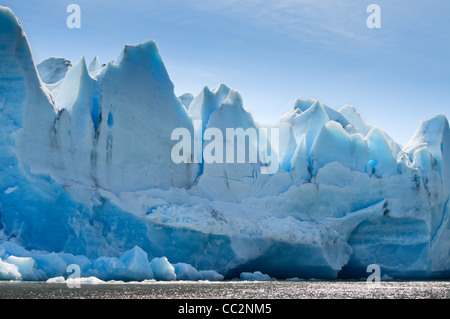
[0,281,448,299]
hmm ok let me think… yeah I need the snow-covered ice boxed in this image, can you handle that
[0,6,448,281]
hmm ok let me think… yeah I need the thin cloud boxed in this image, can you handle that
[186,0,371,44]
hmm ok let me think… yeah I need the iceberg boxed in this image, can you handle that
[150,257,177,281]
[0,6,448,281]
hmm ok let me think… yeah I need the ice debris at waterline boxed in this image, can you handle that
[0,6,448,282]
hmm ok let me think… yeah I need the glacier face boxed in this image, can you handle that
[0,6,449,281]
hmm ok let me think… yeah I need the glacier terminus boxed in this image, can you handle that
[0,6,449,282]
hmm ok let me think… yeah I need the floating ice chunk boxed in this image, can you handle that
[381,273,394,281]
[119,246,153,281]
[285,277,303,281]
[46,276,66,283]
[33,252,67,279]
[65,276,105,285]
[173,263,202,281]
[199,270,224,281]
[86,250,158,281]
[77,276,105,285]
[0,259,21,280]
[150,257,177,281]
[89,256,126,281]
[57,253,91,273]
[5,255,37,280]
[239,271,273,281]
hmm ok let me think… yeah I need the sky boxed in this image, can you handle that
[2,0,450,145]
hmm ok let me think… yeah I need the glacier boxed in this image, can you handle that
[0,6,449,282]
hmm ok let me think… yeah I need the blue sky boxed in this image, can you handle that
[3,0,450,145]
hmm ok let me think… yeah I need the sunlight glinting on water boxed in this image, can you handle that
[0,281,448,299]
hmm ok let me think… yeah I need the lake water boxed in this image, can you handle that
[0,280,448,299]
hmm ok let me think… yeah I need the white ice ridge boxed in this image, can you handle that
[0,6,449,281]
